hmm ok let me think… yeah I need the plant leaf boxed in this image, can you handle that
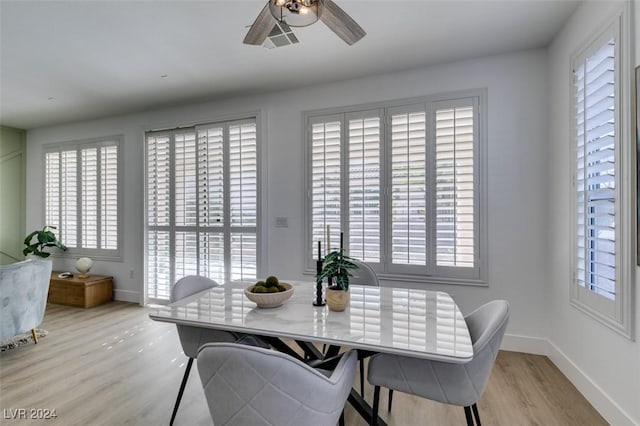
[23,231,38,245]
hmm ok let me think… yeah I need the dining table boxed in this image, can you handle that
[149,280,474,425]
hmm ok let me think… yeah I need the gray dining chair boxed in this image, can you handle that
[367,300,510,426]
[348,260,383,397]
[349,260,379,287]
[169,275,239,426]
[197,342,357,426]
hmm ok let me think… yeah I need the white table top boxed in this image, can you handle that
[149,281,474,363]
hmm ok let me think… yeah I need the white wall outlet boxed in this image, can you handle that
[275,217,288,228]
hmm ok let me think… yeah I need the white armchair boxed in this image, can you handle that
[0,259,52,344]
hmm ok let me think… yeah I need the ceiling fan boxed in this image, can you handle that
[244,0,366,46]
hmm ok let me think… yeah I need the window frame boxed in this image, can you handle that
[303,89,488,286]
[42,135,123,261]
[569,8,634,339]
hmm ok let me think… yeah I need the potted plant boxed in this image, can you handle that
[317,248,358,312]
[23,225,67,258]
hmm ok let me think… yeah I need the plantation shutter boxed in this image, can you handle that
[100,145,119,250]
[347,111,381,263]
[60,150,78,247]
[305,92,484,283]
[310,116,342,255]
[389,106,427,269]
[146,133,171,300]
[174,131,198,281]
[44,138,120,256]
[574,33,617,301]
[228,121,258,281]
[81,148,98,249]
[145,118,259,302]
[434,101,476,270]
[45,152,61,234]
[197,126,225,284]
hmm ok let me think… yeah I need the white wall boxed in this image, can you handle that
[547,1,639,425]
[26,49,550,339]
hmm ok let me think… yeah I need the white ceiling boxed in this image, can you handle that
[0,0,580,130]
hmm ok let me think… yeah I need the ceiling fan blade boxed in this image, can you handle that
[243,3,277,45]
[319,0,366,45]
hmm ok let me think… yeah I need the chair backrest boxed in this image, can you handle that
[458,299,509,404]
[170,275,236,357]
[197,343,357,426]
[349,260,379,287]
[465,299,510,354]
[170,275,218,303]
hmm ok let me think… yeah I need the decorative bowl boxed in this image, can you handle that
[244,282,294,308]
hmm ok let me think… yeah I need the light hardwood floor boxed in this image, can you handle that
[0,302,607,426]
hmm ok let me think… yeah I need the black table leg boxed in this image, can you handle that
[261,336,305,361]
[295,340,324,360]
[347,388,387,426]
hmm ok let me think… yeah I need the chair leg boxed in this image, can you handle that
[464,406,474,426]
[360,360,365,396]
[339,410,345,426]
[371,386,381,426]
[31,329,38,344]
[387,389,393,412]
[472,403,481,426]
[170,357,193,426]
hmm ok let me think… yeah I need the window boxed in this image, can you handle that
[306,90,486,284]
[145,117,259,301]
[571,13,632,338]
[44,136,122,259]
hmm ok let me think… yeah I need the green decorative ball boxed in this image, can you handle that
[252,286,267,293]
[255,280,266,287]
[265,276,279,288]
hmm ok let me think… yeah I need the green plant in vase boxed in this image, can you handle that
[317,249,358,291]
[318,248,357,312]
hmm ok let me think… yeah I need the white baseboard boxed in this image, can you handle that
[502,333,550,355]
[546,340,637,426]
[114,289,141,305]
[500,334,637,426]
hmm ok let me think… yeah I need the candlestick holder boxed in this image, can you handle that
[313,258,326,306]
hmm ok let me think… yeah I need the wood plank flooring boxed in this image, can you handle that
[0,302,607,426]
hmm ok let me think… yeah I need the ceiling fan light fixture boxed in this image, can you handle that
[269,0,321,27]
